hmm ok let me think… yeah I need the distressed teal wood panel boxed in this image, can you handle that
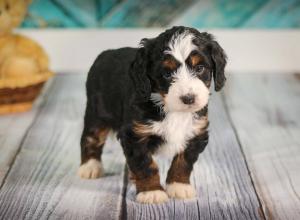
[96,0,122,20]
[172,0,268,28]
[22,0,79,28]
[21,0,300,28]
[52,0,99,27]
[97,0,196,27]
[243,0,300,28]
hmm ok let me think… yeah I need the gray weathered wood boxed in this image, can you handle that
[0,81,50,185]
[125,93,263,220]
[224,73,300,220]
[2,73,298,220]
[0,75,126,220]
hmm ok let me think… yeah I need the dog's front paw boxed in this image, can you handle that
[166,182,196,199]
[78,159,103,179]
[136,190,169,204]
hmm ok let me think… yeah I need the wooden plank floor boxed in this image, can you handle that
[224,73,300,219]
[0,73,299,220]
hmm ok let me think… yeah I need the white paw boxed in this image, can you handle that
[136,190,169,204]
[78,159,103,179]
[166,182,196,199]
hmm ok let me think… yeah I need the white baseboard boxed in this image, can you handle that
[17,29,300,74]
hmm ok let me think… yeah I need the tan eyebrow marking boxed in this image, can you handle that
[190,54,203,66]
[162,59,178,70]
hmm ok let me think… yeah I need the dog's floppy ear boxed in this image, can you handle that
[210,41,227,91]
[130,39,152,102]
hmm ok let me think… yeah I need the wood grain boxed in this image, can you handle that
[0,81,50,185]
[224,73,300,219]
[0,75,126,219]
[125,93,263,220]
[1,73,298,219]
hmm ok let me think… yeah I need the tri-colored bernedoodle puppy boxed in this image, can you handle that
[78,26,227,204]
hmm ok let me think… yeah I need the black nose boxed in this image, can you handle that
[180,94,195,105]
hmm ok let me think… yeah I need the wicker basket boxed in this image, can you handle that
[0,71,53,115]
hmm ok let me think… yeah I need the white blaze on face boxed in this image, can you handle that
[164,31,209,112]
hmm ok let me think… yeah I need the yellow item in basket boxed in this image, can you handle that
[0,0,53,114]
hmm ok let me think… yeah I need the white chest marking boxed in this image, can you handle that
[150,112,207,157]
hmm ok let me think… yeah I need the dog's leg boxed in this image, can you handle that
[119,127,168,204]
[131,159,168,204]
[78,126,109,179]
[166,133,208,199]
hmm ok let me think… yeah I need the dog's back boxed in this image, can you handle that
[85,47,138,129]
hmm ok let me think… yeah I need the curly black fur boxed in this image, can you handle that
[80,26,227,193]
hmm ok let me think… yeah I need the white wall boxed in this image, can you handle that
[18,29,300,74]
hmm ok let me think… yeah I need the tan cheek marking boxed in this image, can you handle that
[163,59,177,70]
[190,54,202,67]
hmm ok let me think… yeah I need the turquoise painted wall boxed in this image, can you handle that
[21,0,300,28]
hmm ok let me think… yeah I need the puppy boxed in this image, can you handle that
[78,26,227,204]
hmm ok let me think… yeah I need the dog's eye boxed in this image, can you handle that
[162,72,172,80]
[5,3,9,10]
[195,65,205,73]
